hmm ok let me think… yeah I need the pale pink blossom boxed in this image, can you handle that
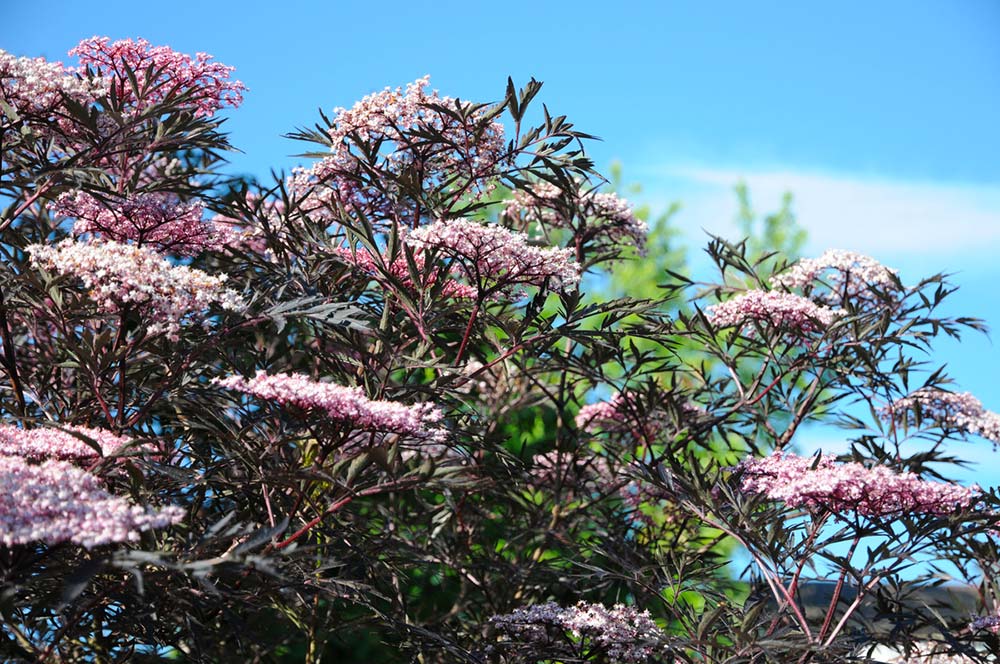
[883,389,1000,445]
[770,249,901,304]
[70,36,245,117]
[288,76,507,225]
[28,238,244,341]
[505,182,648,255]
[490,601,664,663]
[214,371,446,443]
[736,452,978,517]
[0,49,105,120]
[405,219,580,295]
[0,454,183,548]
[706,290,840,334]
[0,424,135,461]
[56,190,238,256]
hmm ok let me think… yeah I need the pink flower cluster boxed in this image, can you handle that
[56,190,238,256]
[0,49,105,120]
[28,238,244,341]
[288,76,507,225]
[215,371,447,443]
[405,219,581,295]
[70,36,245,117]
[490,601,664,663]
[706,290,840,334]
[505,182,648,255]
[771,249,902,307]
[0,424,134,461]
[736,452,978,517]
[771,249,899,293]
[884,389,1000,445]
[336,246,478,299]
[0,454,183,549]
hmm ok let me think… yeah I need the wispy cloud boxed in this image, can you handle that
[647,166,1000,257]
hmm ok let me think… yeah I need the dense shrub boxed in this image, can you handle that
[2,38,999,663]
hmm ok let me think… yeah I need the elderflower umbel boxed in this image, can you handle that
[883,389,1000,446]
[770,249,901,305]
[405,218,581,295]
[736,452,978,518]
[0,48,105,120]
[214,371,446,443]
[0,454,183,548]
[28,238,244,341]
[490,601,665,663]
[288,76,507,225]
[0,424,135,461]
[70,36,245,117]
[706,290,840,334]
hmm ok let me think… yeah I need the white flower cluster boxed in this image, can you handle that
[490,600,664,663]
[0,48,106,119]
[771,249,901,304]
[29,239,244,341]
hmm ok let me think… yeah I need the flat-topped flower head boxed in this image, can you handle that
[0,424,136,461]
[736,451,978,518]
[706,289,840,335]
[28,238,244,341]
[405,219,580,295]
[0,49,105,121]
[771,249,901,305]
[490,601,664,663]
[883,389,1000,445]
[56,190,238,256]
[505,182,648,256]
[288,76,507,226]
[70,36,245,117]
[0,454,183,548]
[214,371,446,443]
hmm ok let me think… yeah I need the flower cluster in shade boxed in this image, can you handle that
[736,452,978,518]
[56,190,241,256]
[28,238,244,341]
[877,642,981,664]
[214,371,447,443]
[489,601,664,663]
[405,218,581,295]
[0,48,106,121]
[288,76,507,225]
[70,36,245,117]
[706,290,840,335]
[576,390,704,441]
[770,249,901,305]
[884,389,1000,446]
[335,245,478,300]
[969,609,1000,634]
[0,454,183,549]
[0,424,135,461]
[504,181,649,256]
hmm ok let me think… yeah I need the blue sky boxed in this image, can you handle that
[6,0,1000,479]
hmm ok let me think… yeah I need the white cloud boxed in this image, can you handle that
[648,166,1000,257]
